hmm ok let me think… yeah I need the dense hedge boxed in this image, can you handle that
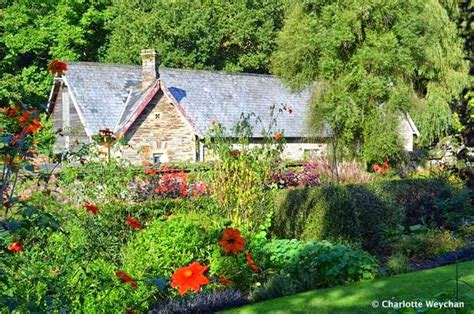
[270,179,471,254]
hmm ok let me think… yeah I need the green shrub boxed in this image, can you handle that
[249,274,298,302]
[260,239,378,290]
[271,178,471,254]
[0,194,202,312]
[122,213,224,279]
[396,228,464,259]
[57,160,140,204]
[386,254,411,275]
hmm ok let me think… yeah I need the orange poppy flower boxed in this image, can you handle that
[218,228,246,255]
[8,241,22,253]
[48,60,68,76]
[84,203,99,215]
[115,271,137,288]
[126,216,142,230]
[144,168,157,175]
[18,111,31,126]
[26,119,43,134]
[171,262,209,295]
[273,133,283,141]
[245,251,260,273]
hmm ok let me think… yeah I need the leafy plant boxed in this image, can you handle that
[396,228,464,259]
[386,253,411,275]
[261,239,378,290]
[203,110,285,229]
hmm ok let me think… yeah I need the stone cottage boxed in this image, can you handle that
[47,49,419,164]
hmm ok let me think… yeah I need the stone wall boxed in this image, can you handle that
[122,91,196,164]
[51,86,89,153]
[203,141,327,162]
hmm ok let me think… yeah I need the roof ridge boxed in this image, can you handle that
[67,61,138,68]
[67,61,279,79]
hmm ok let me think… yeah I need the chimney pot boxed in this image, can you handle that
[140,49,160,90]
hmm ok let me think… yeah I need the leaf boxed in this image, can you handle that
[145,277,169,290]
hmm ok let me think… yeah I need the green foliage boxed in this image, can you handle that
[362,111,406,165]
[0,192,200,312]
[203,113,284,229]
[33,113,57,157]
[105,0,287,73]
[386,253,411,275]
[273,0,468,156]
[57,160,139,204]
[122,213,224,279]
[271,178,472,254]
[0,0,110,105]
[250,239,378,301]
[395,228,464,259]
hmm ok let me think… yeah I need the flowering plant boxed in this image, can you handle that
[373,161,389,175]
[203,107,287,229]
[134,164,207,200]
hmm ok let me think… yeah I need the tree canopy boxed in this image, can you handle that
[104,0,287,73]
[0,0,469,162]
[272,0,468,162]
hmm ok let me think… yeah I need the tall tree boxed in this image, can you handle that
[104,0,287,73]
[0,0,110,105]
[272,0,468,164]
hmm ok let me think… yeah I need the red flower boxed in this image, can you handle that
[219,228,246,255]
[84,203,99,215]
[48,60,68,76]
[216,275,232,286]
[144,168,157,175]
[245,251,260,273]
[26,119,43,134]
[8,241,22,253]
[18,111,31,127]
[126,216,142,230]
[373,164,381,173]
[273,133,283,141]
[115,271,137,288]
[7,104,20,118]
[211,119,217,125]
[170,262,209,295]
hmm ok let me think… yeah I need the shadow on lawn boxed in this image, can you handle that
[232,261,474,314]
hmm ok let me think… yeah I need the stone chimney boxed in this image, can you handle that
[140,49,160,90]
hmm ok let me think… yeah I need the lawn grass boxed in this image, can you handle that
[224,261,474,314]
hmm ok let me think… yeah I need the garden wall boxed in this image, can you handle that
[270,179,470,254]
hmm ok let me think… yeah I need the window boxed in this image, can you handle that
[153,153,162,164]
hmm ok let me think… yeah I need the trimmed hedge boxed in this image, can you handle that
[270,178,471,254]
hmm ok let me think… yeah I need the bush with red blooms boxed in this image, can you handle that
[271,159,373,188]
[270,162,321,188]
[135,164,207,200]
[373,161,389,175]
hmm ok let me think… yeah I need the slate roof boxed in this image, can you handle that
[62,62,324,138]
